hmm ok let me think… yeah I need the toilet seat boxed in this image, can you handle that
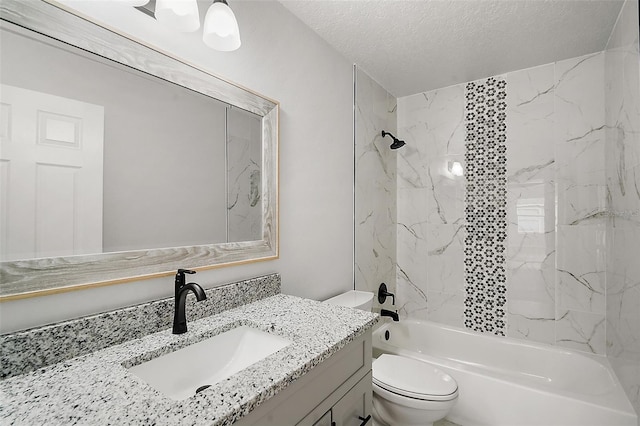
[372,354,458,402]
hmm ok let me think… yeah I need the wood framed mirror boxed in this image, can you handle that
[0,0,279,300]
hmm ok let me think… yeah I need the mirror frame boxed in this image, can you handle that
[0,0,279,300]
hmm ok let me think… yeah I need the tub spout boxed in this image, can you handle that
[381,309,399,322]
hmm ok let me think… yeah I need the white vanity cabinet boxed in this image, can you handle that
[235,331,373,426]
[307,372,373,426]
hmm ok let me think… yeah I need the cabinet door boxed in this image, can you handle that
[312,409,332,426]
[331,372,373,426]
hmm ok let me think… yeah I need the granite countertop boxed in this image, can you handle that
[0,294,378,425]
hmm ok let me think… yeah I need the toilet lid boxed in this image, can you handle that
[372,354,458,401]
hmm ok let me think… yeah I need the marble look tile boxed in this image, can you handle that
[605,0,640,413]
[605,9,640,226]
[557,181,609,226]
[507,311,555,345]
[504,65,557,346]
[556,309,606,354]
[397,187,429,291]
[426,223,464,294]
[506,63,555,181]
[397,84,464,189]
[398,85,465,158]
[506,241,555,346]
[396,268,428,320]
[555,52,608,227]
[607,289,640,358]
[556,225,606,314]
[507,258,555,309]
[355,68,397,295]
[426,291,464,328]
[507,179,555,251]
[425,155,465,225]
[607,225,640,360]
[555,52,605,143]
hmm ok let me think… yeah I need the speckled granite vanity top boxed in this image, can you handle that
[0,276,378,425]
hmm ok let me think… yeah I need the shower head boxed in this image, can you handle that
[381,130,406,150]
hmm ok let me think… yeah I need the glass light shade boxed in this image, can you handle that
[155,0,200,32]
[203,1,241,51]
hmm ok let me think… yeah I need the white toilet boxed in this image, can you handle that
[324,290,458,426]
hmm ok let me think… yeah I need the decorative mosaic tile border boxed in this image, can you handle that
[463,77,508,336]
[0,273,280,379]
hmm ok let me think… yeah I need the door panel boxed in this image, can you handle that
[0,84,104,260]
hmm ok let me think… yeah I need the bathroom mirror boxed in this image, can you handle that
[0,0,278,299]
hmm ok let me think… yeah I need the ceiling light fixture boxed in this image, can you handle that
[203,0,241,51]
[155,0,201,32]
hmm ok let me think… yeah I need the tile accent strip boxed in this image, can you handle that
[0,273,280,379]
[463,77,508,336]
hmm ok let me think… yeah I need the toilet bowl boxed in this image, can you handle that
[372,354,458,426]
[324,291,459,426]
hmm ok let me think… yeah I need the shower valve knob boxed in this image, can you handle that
[378,282,395,305]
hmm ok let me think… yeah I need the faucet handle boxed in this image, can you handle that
[175,269,196,288]
[378,283,395,305]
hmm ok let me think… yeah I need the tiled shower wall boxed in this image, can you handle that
[605,0,640,413]
[355,0,638,413]
[396,50,616,354]
[354,67,397,300]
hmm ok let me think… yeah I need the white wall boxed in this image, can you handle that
[0,0,355,333]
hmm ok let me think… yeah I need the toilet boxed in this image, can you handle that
[323,290,375,311]
[324,291,458,426]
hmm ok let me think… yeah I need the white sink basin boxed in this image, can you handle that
[127,325,292,400]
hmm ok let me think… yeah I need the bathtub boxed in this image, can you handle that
[372,319,637,426]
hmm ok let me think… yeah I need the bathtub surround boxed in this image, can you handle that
[394,84,466,325]
[347,0,640,419]
[388,0,640,414]
[354,67,398,301]
[395,50,614,353]
[0,274,280,379]
[463,77,508,336]
[604,0,640,414]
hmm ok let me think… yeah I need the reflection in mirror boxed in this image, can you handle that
[0,24,263,260]
[0,0,278,298]
[226,107,262,243]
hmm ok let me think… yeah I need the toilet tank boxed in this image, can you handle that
[324,290,374,311]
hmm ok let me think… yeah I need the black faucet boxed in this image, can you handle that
[380,309,399,322]
[172,269,207,334]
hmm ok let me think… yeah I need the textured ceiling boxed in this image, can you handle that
[278,0,624,97]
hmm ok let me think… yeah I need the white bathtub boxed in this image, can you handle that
[372,319,637,426]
